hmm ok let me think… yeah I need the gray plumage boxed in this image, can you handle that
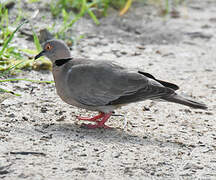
[35,39,207,128]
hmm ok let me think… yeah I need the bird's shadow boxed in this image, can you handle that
[41,122,191,150]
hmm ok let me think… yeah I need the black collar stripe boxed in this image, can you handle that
[55,58,72,66]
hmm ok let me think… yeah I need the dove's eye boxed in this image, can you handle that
[45,43,53,51]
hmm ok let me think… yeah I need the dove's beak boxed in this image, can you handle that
[35,50,45,60]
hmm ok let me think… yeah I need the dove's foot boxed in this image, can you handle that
[77,112,105,122]
[80,112,112,129]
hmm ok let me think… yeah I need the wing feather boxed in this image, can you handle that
[65,60,174,106]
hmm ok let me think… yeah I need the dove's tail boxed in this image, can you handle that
[163,94,207,110]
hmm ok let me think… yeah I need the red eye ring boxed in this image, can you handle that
[45,43,53,51]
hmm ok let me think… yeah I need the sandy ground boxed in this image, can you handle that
[0,0,216,179]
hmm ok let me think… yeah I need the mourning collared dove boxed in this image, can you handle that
[35,39,207,128]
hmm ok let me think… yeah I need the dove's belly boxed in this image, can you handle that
[52,68,116,113]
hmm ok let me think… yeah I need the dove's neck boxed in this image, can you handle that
[54,58,73,66]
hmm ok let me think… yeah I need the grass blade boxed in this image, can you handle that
[0,78,54,84]
[120,0,132,16]
[0,60,28,77]
[0,87,21,96]
[87,8,100,25]
[32,30,42,52]
[0,19,29,57]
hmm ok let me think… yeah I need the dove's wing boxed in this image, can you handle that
[64,60,174,106]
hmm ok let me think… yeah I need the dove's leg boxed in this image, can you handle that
[77,112,105,122]
[81,112,112,129]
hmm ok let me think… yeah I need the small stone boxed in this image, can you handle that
[56,116,65,121]
[183,163,204,170]
[79,153,87,157]
[40,134,52,140]
[40,107,48,113]
[120,51,127,55]
[22,116,28,121]
[143,106,150,111]
[8,113,15,118]
[136,45,145,50]
[113,152,121,158]
[55,110,64,115]
[73,167,87,171]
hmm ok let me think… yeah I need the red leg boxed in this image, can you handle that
[81,113,112,129]
[77,112,105,122]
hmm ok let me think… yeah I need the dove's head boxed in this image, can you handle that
[35,39,71,63]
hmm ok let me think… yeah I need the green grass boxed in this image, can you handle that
[51,0,128,38]
[0,1,48,96]
[150,0,185,15]
[0,0,132,69]
[47,0,184,38]
[0,1,28,75]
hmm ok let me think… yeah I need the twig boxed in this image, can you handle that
[10,151,46,156]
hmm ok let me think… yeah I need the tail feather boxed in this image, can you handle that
[163,94,207,110]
